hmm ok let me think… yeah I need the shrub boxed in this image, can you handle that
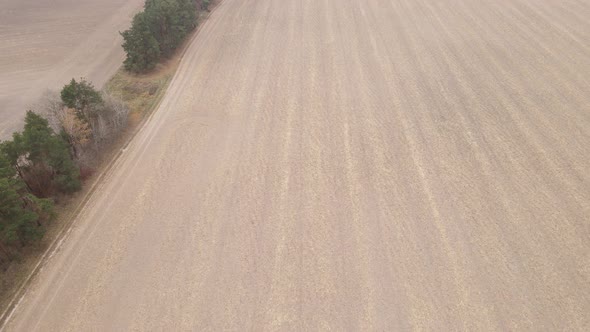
[202,0,211,11]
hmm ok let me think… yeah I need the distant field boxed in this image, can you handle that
[0,0,143,138]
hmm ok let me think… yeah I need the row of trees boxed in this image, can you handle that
[121,0,208,73]
[0,79,129,262]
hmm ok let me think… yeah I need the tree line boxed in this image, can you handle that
[121,0,210,73]
[0,80,129,263]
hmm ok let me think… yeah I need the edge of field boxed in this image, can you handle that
[0,1,222,328]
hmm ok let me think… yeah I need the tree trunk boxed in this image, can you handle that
[15,164,34,193]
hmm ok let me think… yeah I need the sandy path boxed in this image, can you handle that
[0,0,143,139]
[4,0,590,330]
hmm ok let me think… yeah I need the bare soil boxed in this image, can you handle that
[4,0,590,330]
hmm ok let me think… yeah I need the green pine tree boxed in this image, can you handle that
[0,151,52,252]
[60,78,103,119]
[121,11,162,73]
[2,111,81,197]
[121,0,197,73]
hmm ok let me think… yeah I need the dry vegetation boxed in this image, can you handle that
[106,71,172,118]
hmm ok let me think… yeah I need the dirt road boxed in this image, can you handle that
[0,0,143,139]
[4,0,590,330]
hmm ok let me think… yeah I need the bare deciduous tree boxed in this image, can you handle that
[101,91,129,133]
[31,87,130,165]
[90,91,129,147]
[34,90,63,132]
[57,108,91,158]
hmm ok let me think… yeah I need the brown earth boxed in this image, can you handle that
[3,0,590,330]
[0,0,143,139]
